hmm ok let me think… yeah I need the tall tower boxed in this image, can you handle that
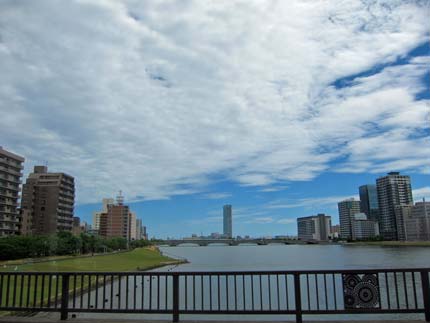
[21,166,75,235]
[223,204,232,238]
[376,172,413,240]
[338,198,361,240]
[0,147,25,236]
[359,184,379,222]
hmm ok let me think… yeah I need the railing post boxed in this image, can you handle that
[172,274,179,322]
[421,270,430,322]
[294,273,302,323]
[60,274,70,320]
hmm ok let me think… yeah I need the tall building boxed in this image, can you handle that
[142,226,148,240]
[0,147,25,236]
[338,198,361,240]
[351,213,379,240]
[92,198,114,231]
[97,193,136,241]
[297,214,331,241]
[129,211,136,240]
[223,204,232,238]
[21,166,75,235]
[395,201,430,241]
[376,172,413,240]
[359,184,379,222]
[71,216,84,236]
[136,218,143,240]
[394,204,412,241]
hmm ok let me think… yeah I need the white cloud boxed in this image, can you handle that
[267,194,359,210]
[245,217,275,224]
[277,218,296,225]
[187,216,222,225]
[0,0,428,203]
[259,186,289,192]
[200,192,232,200]
[413,187,430,202]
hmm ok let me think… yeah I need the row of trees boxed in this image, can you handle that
[0,231,152,261]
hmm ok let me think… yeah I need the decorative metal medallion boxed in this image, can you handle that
[342,273,380,309]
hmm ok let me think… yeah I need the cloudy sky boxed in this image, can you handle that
[1,0,429,238]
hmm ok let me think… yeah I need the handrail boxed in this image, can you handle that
[2,268,429,275]
[0,269,429,322]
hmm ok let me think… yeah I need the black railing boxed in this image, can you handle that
[0,269,429,322]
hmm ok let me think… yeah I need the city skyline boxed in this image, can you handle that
[2,146,430,238]
[1,1,429,238]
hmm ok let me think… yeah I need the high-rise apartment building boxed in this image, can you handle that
[92,198,114,231]
[351,213,379,240]
[20,166,75,235]
[395,201,430,241]
[129,211,136,240]
[359,184,379,222]
[297,214,331,241]
[71,216,85,236]
[103,203,130,239]
[376,172,413,240]
[338,198,361,240]
[97,193,136,241]
[136,218,143,240]
[223,204,232,238]
[0,147,24,236]
[394,204,412,241]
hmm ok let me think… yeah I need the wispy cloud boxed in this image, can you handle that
[0,1,428,203]
[200,192,232,200]
[413,187,430,202]
[267,194,359,210]
[259,186,289,193]
[244,217,275,224]
[187,216,222,225]
[277,218,296,225]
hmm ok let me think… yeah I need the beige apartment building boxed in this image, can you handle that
[21,166,75,235]
[395,201,430,241]
[96,194,139,241]
[0,146,25,236]
[92,198,114,232]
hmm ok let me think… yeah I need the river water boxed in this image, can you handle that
[37,244,430,321]
[159,244,430,271]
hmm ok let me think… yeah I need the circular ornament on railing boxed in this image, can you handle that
[343,289,357,307]
[343,274,361,290]
[355,281,379,308]
[342,273,380,309]
[362,274,378,285]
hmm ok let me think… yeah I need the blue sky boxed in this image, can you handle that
[1,1,429,238]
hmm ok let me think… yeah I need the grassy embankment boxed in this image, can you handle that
[0,247,184,312]
[348,241,430,247]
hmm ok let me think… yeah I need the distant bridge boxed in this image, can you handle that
[157,238,312,247]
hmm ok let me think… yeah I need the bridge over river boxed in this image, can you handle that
[157,238,313,247]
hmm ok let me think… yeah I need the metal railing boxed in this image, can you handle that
[0,268,429,322]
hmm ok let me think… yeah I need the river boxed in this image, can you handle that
[36,244,430,321]
[159,244,430,271]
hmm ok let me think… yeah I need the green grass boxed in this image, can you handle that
[0,247,177,272]
[0,247,182,311]
[349,241,430,247]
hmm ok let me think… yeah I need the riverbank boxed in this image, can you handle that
[0,247,186,318]
[0,247,185,272]
[347,241,430,247]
